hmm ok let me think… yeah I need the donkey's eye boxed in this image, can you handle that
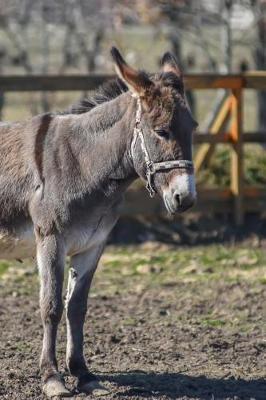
[155,129,169,139]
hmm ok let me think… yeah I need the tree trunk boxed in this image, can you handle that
[255,5,266,131]
[40,3,50,113]
[168,27,196,116]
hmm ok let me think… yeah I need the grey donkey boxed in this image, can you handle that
[0,47,197,397]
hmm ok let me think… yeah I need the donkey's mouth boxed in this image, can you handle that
[163,192,195,214]
[163,194,176,214]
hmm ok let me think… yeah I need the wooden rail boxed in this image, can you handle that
[1,72,266,225]
[123,187,266,216]
[0,72,266,91]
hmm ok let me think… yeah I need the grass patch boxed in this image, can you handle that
[0,261,10,276]
[98,244,266,295]
[201,318,226,328]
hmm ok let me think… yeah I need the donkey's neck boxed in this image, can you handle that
[70,92,137,195]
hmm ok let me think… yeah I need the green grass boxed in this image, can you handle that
[1,244,265,285]
[0,261,10,276]
[98,244,266,293]
[1,244,265,334]
[201,318,226,328]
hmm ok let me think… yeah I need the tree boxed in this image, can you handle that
[253,0,266,130]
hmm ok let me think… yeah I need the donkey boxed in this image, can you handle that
[0,48,197,397]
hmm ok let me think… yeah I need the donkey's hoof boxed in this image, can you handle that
[43,376,72,398]
[78,380,109,396]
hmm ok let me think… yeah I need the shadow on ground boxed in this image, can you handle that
[111,214,266,246]
[101,372,266,399]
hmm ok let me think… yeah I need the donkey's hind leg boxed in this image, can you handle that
[66,244,109,396]
[36,232,72,398]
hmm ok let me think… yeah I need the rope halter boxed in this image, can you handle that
[131,97,194,197]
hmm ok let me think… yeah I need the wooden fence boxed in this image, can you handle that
[1,72,266,225]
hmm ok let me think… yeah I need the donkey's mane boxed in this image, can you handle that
[61,71,183,116]
[62,78,128,115]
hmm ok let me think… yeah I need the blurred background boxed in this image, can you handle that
[0,0,265,232]
[0,0,265,123]
[0,0,266,206]
[0,2,266,399]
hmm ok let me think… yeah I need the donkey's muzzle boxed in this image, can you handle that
[164,191,195,214]
[163,173,196,214]
[173,190,195,212]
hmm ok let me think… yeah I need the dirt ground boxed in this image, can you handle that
[0,242,265,400]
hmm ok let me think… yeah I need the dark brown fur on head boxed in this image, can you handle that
[110,46,191,135]
[141,72,186,130]
[110,46,197,193]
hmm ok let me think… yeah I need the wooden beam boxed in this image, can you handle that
[194,96,232,172]
[0,73,247,92]
[230,88,244,225]
[244,72,266,89]
[121,186,266,216]
[1,72,266,92]
[194,133,231,144]
[0,74,113,92]
[194,131,266,144]
[185,75,244,89]
[243,132,266,143]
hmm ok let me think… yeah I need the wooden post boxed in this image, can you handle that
[230,88,244,225]
[195,95,231,172]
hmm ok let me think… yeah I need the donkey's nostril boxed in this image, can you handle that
[174,192,181,207]
[170,190,195,213]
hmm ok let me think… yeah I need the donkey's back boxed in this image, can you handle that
[0,120,37,258]
[0,120,35,225]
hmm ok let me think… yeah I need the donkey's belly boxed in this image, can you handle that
[0,226,36,260]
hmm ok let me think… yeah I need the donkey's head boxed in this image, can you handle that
[111,47,197,213]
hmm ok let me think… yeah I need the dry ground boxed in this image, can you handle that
[0,243,265,400]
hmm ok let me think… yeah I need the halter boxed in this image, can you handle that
[131,97,194,197]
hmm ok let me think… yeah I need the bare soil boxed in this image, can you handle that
[0,243,265,400]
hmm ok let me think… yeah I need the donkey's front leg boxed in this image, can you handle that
[66,244,108,395]
[36,232,72,398]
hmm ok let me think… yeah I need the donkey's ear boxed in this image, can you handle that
[111,47,153,97]
[161,52,183,78]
